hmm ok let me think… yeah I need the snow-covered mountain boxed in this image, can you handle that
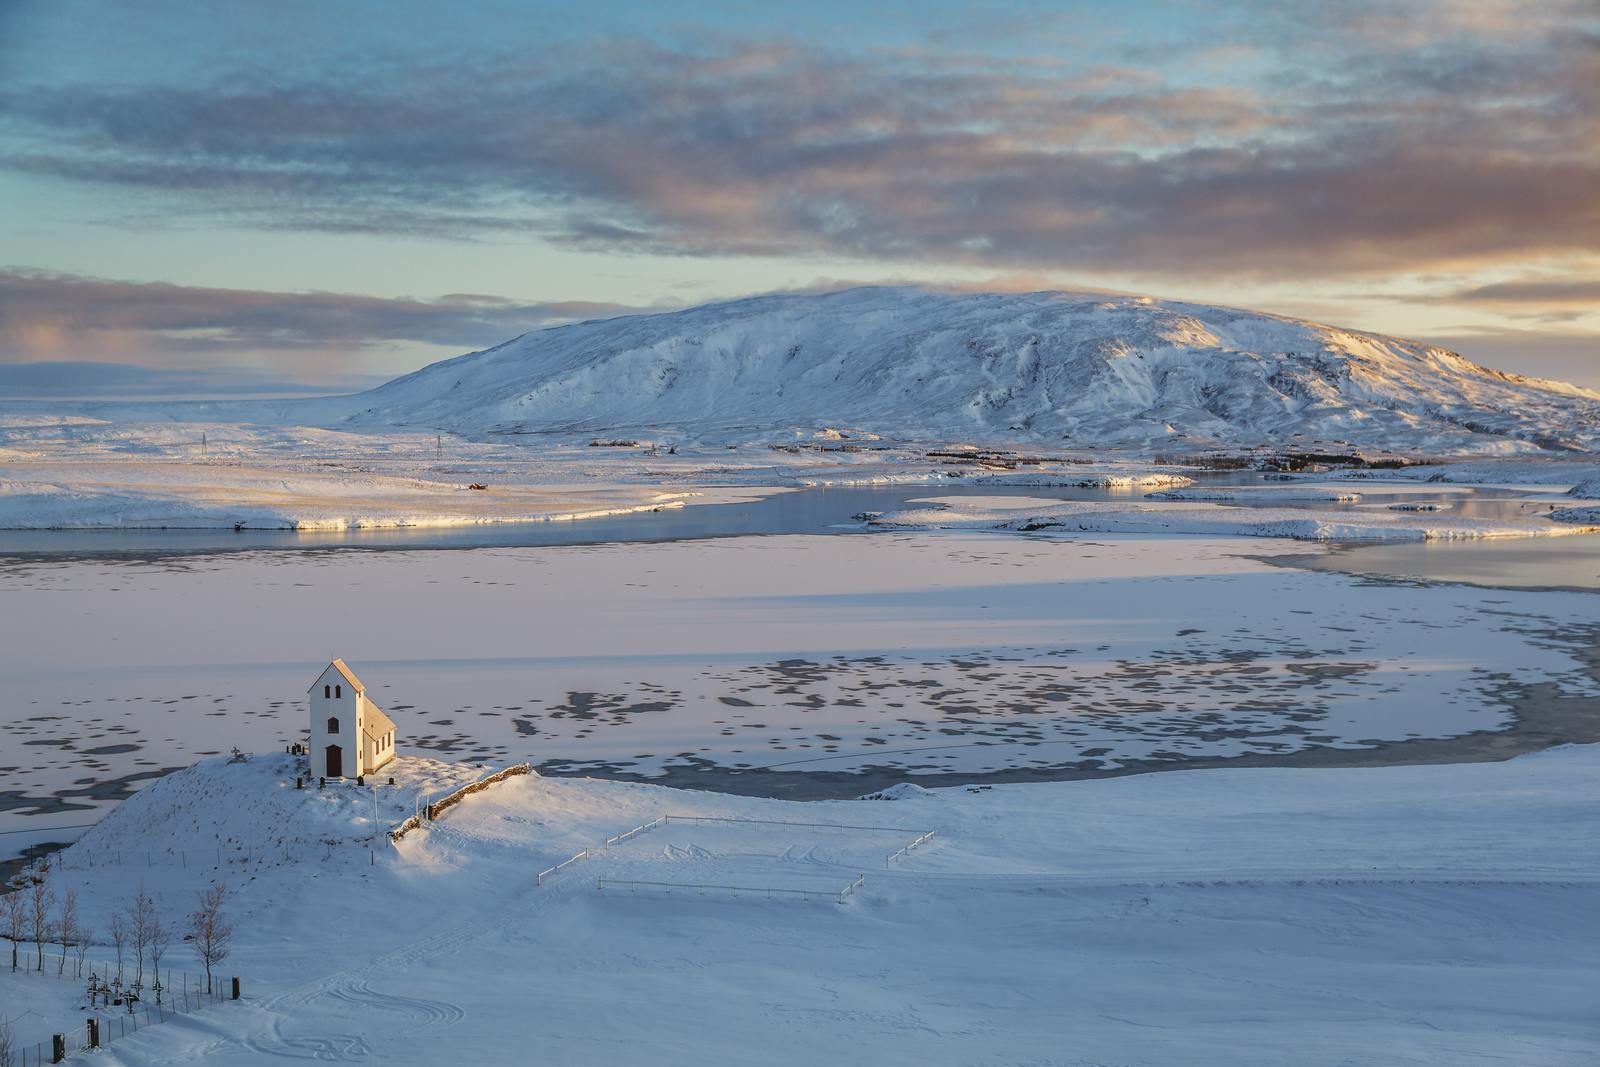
[340,287,1599,453]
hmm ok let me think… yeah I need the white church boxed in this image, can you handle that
[307,659,397,779]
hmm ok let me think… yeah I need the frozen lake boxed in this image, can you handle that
[0,479,1584,592]
[4,480,1599,863]
[1300,534,1600,591]
[0,479,1232,556]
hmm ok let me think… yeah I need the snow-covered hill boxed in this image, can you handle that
[13,746,1600,1064]
[337,287,1600,453]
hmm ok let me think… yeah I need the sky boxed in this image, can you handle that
[0,0,1595,393]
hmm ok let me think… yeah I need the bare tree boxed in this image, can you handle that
[1,890,25,972]
[148,907,171,1004]
[129,884,158,991]
[27,879,52,972]
[109,910,127,986]
[188,882,232,994]
[0,1015,14,1067]
[73,922,92,979]
[55,888,77,976]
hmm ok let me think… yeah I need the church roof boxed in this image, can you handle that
[307,658,365,694]
[362,701,397,742]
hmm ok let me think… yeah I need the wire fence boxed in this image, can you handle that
[597,874,866,905]
[44,846,278,872]
[4,950,237,1066]
[660,815,929,834]
[560,811,939,905]
[658,814,937,868]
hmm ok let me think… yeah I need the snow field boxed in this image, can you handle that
[9,745,1596,1064]
[583,815,933,901]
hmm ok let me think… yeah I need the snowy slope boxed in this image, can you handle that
[336,287,1600,453]
[11,746,1599,1065]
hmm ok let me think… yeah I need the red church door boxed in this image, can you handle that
[326,745,343,778]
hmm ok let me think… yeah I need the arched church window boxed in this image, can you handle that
[335,684,342,698]
[324,684,331,698]
[327,716,339,733]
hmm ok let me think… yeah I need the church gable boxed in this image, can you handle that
[307,659,397,779]
[308,658,364,698]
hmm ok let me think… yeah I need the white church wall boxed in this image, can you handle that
[309,664,359,779]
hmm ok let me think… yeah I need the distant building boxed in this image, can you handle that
[307,659,397,779]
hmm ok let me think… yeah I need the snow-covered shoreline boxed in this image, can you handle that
[870,493,1600,542]
[4,403,1597,533]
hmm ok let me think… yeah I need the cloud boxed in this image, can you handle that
[1451,279,1600,306]
[0,268,650,369]
[1356,273,1600,323]
[1,3,1593,280]
[0,360,390,399]
[1424,326,1600,389]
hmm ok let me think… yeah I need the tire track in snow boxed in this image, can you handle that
[323,978,466,1028]
[239,1015,372,1062]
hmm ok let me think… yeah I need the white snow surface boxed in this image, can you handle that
[6,746,1598,1064]
[1146,486,1363,502]
[327,287,1600,451]
[875,494,1600,542]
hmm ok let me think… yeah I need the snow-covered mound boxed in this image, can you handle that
[65,753,495,866]
[1569,475,1600,498]
[335,287,1600,453]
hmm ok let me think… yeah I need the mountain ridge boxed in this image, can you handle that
[328,286,1600,453]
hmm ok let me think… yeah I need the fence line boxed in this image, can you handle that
[2,949,223,1002]
[425,764,532,822]
[662,815,928,834]
[534,813,936,892]
[47,846,278,872]
[596,876,866,904]
[885,831,937,867]
[536,848,591,886]
[390,763,533,841]
[659,813,938,868]
[5,954,237,1066]
[604,817,666,848]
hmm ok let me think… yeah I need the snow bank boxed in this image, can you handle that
[1146,486,1362,502]
[1568,475,1600,498]
[0,473,690,530]
[66,753,495,866]
[1339,459,1600,488]
[874,495,1600,542]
